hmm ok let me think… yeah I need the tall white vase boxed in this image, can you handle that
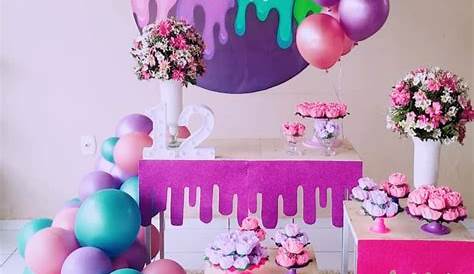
[159,80,183,145]
[413,137,441,188]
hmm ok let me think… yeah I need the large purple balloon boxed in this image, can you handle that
[61,247,113,274]
[116,114,153,137]
[315,0,340,7]
[79,171,121,201]
[339,0,390,41]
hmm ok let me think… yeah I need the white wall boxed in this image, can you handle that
[0,0,473,219]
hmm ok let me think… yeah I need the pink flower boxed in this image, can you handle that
[308,103,327,118]
[326,103,342,118]
[255,229,266,242]
[157,21,171,37]
[296,103,309,116]
[241,216,259,231]
[408,188,429,205]
[390,89,411,107]
[172,70,185,81]
[444,192,462,207]
[296,250,310,265]
[420,206,442,221]
[427,194,446,210]
[282,122,305,137]
[427,79,441,92]
[388,184,410,198]
[408,202,422,216]
[457,206,468,218]
[388,172,408,186]
[171,35,187,50]
[442,208,459,221]
[282,238,305,254]
[276,248,296,267]
[141,71,151,80]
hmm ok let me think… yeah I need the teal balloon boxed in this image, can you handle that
[17,218,53,258]
[101,137,119,163]
[120,176,139,205]
[110,269,142,274]
[23,267,35,274]
[74,189,141,257]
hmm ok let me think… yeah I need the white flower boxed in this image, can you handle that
[441,93,454,103]
[447,106,458,118]
[433,129,441,139]
[415,98,431,110]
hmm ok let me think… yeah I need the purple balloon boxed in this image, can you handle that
[339,0,390,41]
[110,165,134,183]
[116,241,149,270]
[79,171,121,200]
[61,247,112,274]
[315,0,340,7]
[116,114,153,137]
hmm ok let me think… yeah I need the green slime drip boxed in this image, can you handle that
[293,0,322,25]
[235,0,295,49]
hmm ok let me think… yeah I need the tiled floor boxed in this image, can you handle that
[1,220,473,274]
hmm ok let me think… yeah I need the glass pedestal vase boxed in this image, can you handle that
[285,136,303,156]
[304,118,343,149]
[159,79,183,148]
[421,221,450,235]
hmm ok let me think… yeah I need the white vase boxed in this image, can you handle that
[159,79,183,147]
[413,137,441,188]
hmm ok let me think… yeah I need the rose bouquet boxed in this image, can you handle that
[296,102,348,119]
[351,177,379,201]
[387,67,473,144]
[381,172,410,202]
[131,17,206,86]
[282,122,306,155]
[407,185,468,235]
[362,190,400,233]
[205,230,268,271]
[273,223,312,269]
[240,216,266,242]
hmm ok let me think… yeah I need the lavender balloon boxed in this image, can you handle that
[116,114,153,137]
[339,0,390,41]
[79,171,121,200]
[315,0,340,7]
[61,247,113,274]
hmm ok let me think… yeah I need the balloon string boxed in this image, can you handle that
[327,61,345,139]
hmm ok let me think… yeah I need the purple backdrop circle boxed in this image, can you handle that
[132,1,308,94]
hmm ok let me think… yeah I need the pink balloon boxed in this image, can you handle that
[322,7,354,56]
[52,208,78,231]
[142,259,186,274]
[113,132,153,175]
[115,241,149,270]
[112,257,129,270]
[296,14,345,70]
[110,165,134,183]
[137,225,161,258]
[25,227,78,274]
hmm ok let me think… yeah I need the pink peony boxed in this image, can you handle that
[408,202,422,216]
[442,208,460,222]
[282,238,305,254]
[427,79,441,92]
[276,250,296,268]
[171,35,187,49]
[308,103,327,118]
[241,216,259,231]
[457,206,468,218]
[408,188,429,205]
[388,184,410,198]
[444,192,462,207]
[326,104,341,118]
[420,206,442,221]
[296,250,310,265]
[390,89,411,107]
[172,70,185,81]
[388,172,408,186]
[427,194,446,210]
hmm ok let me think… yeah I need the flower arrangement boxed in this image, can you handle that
[387,67,474,144]
[131,17,206,86]
[351,177,379,201]
[273,223,311,268]
[282,122,306,143]
[205,230,267,271]
[381,172,410,199]
[362,190,400,219]
[407,185,468,223]
[296,102,348,119]
[314,119,340,140]
[240,216,266,242]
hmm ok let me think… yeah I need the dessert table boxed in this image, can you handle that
[204,248,319,274]
[341,201,474,274]
[139,138,363,259]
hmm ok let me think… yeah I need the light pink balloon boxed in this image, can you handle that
[25,227,78,274]
[296,14,345,70]
[142,259,186,274]
[323,7,354,56]
[113,132,153,175]
[52,208,78,231]
[137,225,161,258]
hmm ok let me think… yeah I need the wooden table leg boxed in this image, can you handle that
[341,208,349,274]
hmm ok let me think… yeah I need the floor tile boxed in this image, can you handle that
[0,230,18,255]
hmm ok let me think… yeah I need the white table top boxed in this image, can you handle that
[344,201,473,242]
[204,248,319,274]
[203,138,362,162]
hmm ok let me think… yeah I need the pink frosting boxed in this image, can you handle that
[241,216,259,230]
[442,208,460,221]
[420,206,442,221]
[388,172,408,186]
[275,248,296,268]
[296,250,310,266]
[445,192,462,207]
[427,194,446,210]
[282,238,305,254]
